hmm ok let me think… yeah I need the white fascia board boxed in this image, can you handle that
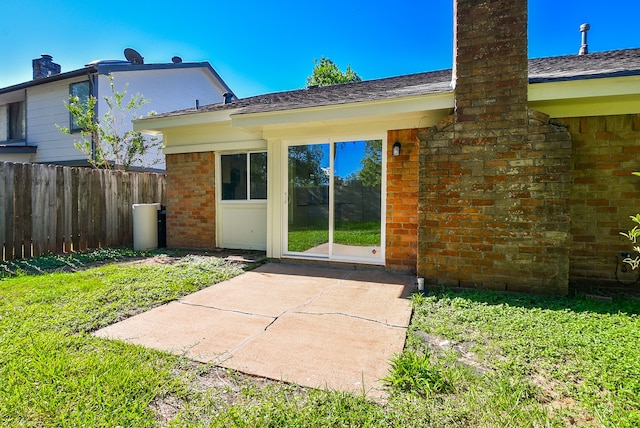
[530,94,640,118]
[163,139,267,154]
[529,75,640,102]
[229,92,454,129]
[133,108,239,133]
[528,76,640,117]
[160,120,266,148]
[259,110,451,141]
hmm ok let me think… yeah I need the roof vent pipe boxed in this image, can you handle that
[195,99,200,110]
[579,23,590,55]
[223,92,234,104]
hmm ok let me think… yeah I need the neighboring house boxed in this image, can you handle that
[0,52,234,170]
[136,0,640,294]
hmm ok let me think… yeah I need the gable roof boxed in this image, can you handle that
[147,48,640,120]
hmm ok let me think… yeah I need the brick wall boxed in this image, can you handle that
[386,129,421,273]
[560,114,640,289]
[453,0,529,124]
[417,111,572,293]
[165,152,216,249]
[415,0,572,294]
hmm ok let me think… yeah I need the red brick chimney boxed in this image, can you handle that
[452,0,529,129]
[417,0,572,294]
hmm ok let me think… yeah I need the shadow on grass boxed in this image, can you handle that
[0,248,267,280]
[417,286,640,316]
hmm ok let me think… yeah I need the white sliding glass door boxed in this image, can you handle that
[285,139,384,264]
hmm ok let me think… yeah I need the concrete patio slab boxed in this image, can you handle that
[94,262,414,397]
[94,302,274,361]
[180,271,328,318]
[225,312,408,394]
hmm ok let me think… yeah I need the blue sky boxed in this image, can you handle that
[0,0,638,98]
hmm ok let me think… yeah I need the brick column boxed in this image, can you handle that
[386,129,421,273]
[416,0,572,293]
[165,152,216,249]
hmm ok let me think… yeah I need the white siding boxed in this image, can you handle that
[96,67,226,170]
[0,104,7,140]
[27,76,89,164]
[1,65,226,169]
[217,203,268,250]
[102,67,225,113]
[0,153,33,163]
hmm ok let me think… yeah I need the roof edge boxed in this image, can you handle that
[1,61,236,99]
[0,67,96,95]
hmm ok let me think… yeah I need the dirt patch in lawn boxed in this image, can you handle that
[150,362,298,424]
[125,250,267,267]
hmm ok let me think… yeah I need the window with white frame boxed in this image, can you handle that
[69,81,91,132]
[220,152,267,201]
[8,101,25,141]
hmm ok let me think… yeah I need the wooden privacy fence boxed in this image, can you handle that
[0,162,166,261]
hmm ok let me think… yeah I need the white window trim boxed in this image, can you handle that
[280,134,387,265]
[216,150,268,204]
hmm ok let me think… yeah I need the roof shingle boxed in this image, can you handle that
[149,48,640,119]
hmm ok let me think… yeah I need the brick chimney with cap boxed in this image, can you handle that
[416,0,572,294]
[32,54,61,80]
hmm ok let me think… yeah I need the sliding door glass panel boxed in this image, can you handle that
[287,144,330,254]
[333,140,382,258]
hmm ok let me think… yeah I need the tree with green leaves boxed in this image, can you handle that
[343,140,383,187]
[357,140,383,187]
[57,74,160,170]
[306,56,362,87]
[288,145,329,187]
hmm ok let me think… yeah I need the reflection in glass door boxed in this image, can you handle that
[287,144,330,256]
[333,140,382,259]
[286,140,383,262]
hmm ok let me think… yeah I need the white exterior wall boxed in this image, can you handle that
[0,153,33,163]
[0,65,228,169]
[101,67,225,114]
[98,68,227,170]
[0,104,7,140]
[27,76,89,164]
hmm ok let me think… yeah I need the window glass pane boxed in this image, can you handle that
[70,81,90,131]
[221,154,247,200]
[287,144,330,253]
[333,140,382,256]
[8,101,25,140]
[250,152,267,200]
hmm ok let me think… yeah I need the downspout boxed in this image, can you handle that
[450,0,457,90]
[89,71,98,166]
[23,89,28,145]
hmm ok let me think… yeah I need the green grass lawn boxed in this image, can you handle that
[402,291,640,427]
[1,250,639,426]
[288,221,380,252]
[0,251,247,426]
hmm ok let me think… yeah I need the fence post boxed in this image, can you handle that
[55,166,65,254]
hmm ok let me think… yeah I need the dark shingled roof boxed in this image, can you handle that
[149,48,640,120]
[529,48,640,82]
